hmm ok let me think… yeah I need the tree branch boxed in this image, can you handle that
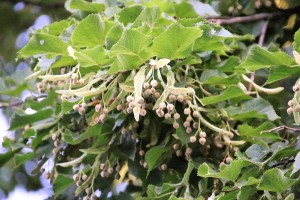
[206,13,278,25]
[269,159,295,168]
[260,125,300,133]
[1,0,65,9]
[0,94,47,109]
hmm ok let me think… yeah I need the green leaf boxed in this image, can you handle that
[174,2,198,18]
[238,186,257,200]
[63,124,102,145]
[71,14,115,48]
[151,23,202,59]
[144,183,176,198]
[18,33,68,58]
[266,146,299,165]
[219,191,239,200]
[214,56,240,73]
[106,24,123,49]
[61,99,80,114]
[50,55,77,69]
[197,160,252,182]
[225,97,280,121]
[200,86,246,105]
[175,125,190,145]
[0,149,21,168]
[132,7,161,29]
[145,146,166,175]
[0,83,28,96]
[14,152,35,167]
[143,0,175,16]
[292,152,300,175]
[265,66,300,85]
[294,27,300,52]
[238,122,280,142]
[115,138,136,161]
[257,168,297,193]
[66,0,105,13]
[194,25,230,53]
[237,45,294,71]
[75,45,107,67]
[108,29,152,74]
[53,174,74,199]
[118,5,143,26]
[26,91,56,111]
[9,109,53,130]
[41,19,70,36]
[200,70,239,86]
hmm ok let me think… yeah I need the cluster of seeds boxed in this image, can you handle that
[51,132,61,155]
[189,131,206,145]
[69,71,84,86]
[287,84,300,115]
[37,68,84,94]
[73,173,97,200]
[138,149,148,168]
[72,161,121,199]
[94,104,109,124]
[73,102,88,115]
[117,79,161,116]
[220,156,233,166]
[172,143,195,160]
[99,163,117,179]
[214,135,224,149]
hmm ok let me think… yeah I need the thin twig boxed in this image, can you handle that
[258,20,270,46]
[260,125,300,134]
[222,187,240,193]
[0,94,47,109]
[206,13,278,25]
[269,159,295,168]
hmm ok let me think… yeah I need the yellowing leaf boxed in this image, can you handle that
[150,58,171,69]
[164,85,195,95]
[284,14,297,30]
[39,66,78,82]
[75,83,106,97]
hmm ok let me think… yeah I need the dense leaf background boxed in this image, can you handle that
[1,0,300,199]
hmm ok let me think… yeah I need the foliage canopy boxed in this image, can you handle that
[2,0,300,199]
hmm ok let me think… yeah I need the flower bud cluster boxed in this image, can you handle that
[73,102,88,115]
[287,83,300,115]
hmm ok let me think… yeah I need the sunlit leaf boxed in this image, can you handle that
[198,160,252,182]
[237,45,294,71]
[108,29,152,74]
[152,23,202,59]
[9,109,53,130]
[200,86,246,105]
[257,168,297,193]
[71,14,115,48]
[18,33,68,58]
